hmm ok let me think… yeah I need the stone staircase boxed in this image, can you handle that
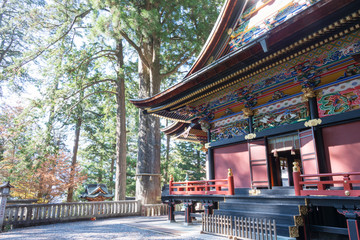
[214,189,307,239]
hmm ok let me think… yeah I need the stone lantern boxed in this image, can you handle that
[0,182,13,231]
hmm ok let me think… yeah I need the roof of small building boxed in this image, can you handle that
[80,184,114,200]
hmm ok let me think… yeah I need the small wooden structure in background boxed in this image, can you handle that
[80,184,114,202]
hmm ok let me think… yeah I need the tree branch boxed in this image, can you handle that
[64,90,118,123]
[160,50,197,79]
[76,50,116,74]
[11,9,92,74]
[118,30,151,69]
[63,79,117,100]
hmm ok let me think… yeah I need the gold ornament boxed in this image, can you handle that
[242,107,254,117]
[304,118,322,127]
[302,87,316,100]
[245,133,256,140]
[293,162,300,172]
[228,168,233,177]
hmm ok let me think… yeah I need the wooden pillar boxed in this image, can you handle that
[309,96,329,173]
[338,209,360,240]
[308,97,319,119]
[347,218,360,240]
[248,116,254,133]
[207,129,215,180]
[168,201,175,222]
[208,150,215,180]
[293,162,302,196]
[184,201,193,225]
[202,201,214,215]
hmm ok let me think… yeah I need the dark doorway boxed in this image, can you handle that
[269,150,301,187]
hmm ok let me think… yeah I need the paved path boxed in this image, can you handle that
[0,216,225,240]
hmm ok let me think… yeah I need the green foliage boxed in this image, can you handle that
[1,0,223,200]
[162,140,206,183]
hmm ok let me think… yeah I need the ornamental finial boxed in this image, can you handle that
[228,168,233,177]
[170,175,174,182]
[293,162,300,172]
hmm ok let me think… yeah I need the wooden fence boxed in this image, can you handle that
[202,214,277,240]
[4,200,144,228]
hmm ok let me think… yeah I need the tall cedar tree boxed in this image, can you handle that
[91,0,222,203]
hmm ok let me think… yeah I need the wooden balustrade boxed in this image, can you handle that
[141,204,168,216]
[293,171,360,197]
[3,200,141,228]
[201,214,277,240]
[169,170,234,196]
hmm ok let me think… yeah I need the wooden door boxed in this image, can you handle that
[299,129,319,175]
[248,139,270,188]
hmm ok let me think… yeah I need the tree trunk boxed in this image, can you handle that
[114,40,127,200]
[109,151,115,191]
[66,116,82,202]
[136,38,162,204]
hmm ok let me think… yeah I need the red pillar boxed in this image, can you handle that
[293,162,302,196]
[227,168,234,195]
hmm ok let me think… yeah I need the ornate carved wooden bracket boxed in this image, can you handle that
[245,133,256,140]
[304,118,322,127]
[302,87,316,100]
[242,107,254,117]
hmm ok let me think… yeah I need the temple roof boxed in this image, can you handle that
[80,184,114,201]
[131,0,360,143]
[131,0,359,112]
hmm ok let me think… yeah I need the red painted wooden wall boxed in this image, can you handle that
[323,121,360,184]
[213,143,251,188]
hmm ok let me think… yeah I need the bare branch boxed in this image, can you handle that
[63,90,118,123]
[76,50,116,74]
[63,79,117,100]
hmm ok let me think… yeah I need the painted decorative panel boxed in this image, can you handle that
[229,0,320,52]
[196,33,360,109]
[318,78,360,117]
[253,98,309,132]
[210,118,249,142]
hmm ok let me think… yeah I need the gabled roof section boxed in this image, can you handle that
[186,0,244,75]
[131,0,360,122]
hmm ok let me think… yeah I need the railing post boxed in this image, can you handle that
[227,168,234,195]
[0,182,13,231]
[343,175,352,192]
[293,162,302,196]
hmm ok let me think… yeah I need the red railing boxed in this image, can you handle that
[169,170,234,196]
[293,169,360,197]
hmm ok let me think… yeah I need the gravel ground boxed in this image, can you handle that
[0,216,225,240]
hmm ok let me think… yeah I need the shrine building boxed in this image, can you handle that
[131,0,360,239]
